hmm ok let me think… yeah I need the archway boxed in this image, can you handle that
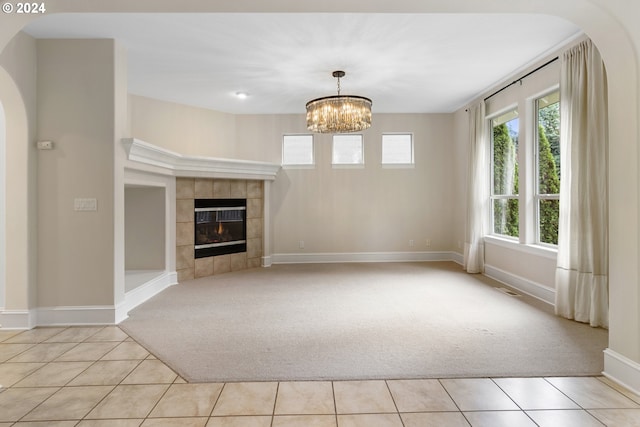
[0,66,33,328]
[0,100,5,312]
[0,0,637,389]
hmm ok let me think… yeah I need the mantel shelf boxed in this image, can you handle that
[122,138,281,180]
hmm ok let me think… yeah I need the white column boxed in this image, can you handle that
[262,180,272,267]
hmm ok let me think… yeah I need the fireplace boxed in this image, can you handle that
[194,199,247,258]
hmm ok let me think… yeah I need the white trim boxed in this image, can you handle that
[116,271,177,324]
[0,309,34,329]
[450,251,464,265]
[603,348,640,395]
[271,251,454,264]
[115,301,129,324]
[484,235,558,260]
[262,181,272,268]
[0,102,5,312]
[122,138,281,180]
[484,264,555,305]
[36,306,116,326]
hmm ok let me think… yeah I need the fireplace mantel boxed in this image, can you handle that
[122,138,281,180]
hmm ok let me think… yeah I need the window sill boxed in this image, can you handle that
[282,164,315,170]
[484,235,558,260]
[332,164,365,169]
[382,163,415,169]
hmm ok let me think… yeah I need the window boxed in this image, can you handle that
[332,134,364,166]
[536,91,561,245]
[282,134,314,166]
[491,109,519,238]
[382,133,414,165]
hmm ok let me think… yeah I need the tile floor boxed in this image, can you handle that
[0,326,639,426]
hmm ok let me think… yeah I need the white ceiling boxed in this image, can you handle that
[23,13,580,114]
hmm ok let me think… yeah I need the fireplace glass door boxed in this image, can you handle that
[194,199,247,258]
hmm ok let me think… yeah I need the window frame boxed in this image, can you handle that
[381,133,415,168]
[534,88,561,247]
[282,134,315,168]
[489,106,520,240]
[332,134,365,168]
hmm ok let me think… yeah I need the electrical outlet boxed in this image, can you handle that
[299,240,305,249]
[426,239,432,247]
[74,198,97,211]
[409,239,414,247]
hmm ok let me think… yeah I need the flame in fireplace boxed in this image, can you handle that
[217,222,224,235]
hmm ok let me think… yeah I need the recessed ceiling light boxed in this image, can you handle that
[235,92,249,99]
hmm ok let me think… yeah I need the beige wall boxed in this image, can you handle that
[36,39,118,307]
[125,187,165,270]
[131,103,456,256]
[484,242,556,288]
[451,108,469,258]
[265,114,455,255]
[129,94,237,158]
[235,115,304,164]
[0,31,37,315]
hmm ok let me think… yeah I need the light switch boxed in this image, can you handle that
[74,198,97,211]
[37,140,54,150]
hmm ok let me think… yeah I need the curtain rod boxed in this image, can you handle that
[483,56,559,102]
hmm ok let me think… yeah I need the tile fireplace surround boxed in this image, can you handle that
[176,177,264,281]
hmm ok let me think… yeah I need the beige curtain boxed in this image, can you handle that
[555,39,609,328]
[464,101,487,273]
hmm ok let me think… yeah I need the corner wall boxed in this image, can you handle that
[452,52,564,304]
[36,39,119,318]
[237,113,457,260]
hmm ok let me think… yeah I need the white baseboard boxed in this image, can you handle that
[0,271,179,328]
[116,270,177,323]
[450,251,464,265]
[484,264,555,306]
[0,309,34,329]
[603,348,640,395]
[262,255,272,267]
[271,251,455,264]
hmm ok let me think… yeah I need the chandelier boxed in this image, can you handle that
[306,71,372,133]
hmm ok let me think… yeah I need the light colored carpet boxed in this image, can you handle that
[120,262,608,383]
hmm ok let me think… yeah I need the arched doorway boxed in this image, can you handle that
[0,0,637,390]
[0,65,33,328]
[0,100,5,312]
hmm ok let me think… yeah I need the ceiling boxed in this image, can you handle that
[23,13,580,115]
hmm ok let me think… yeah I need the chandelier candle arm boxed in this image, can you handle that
[306,71,372,133]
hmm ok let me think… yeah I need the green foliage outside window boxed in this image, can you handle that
[490,97,560,244]
[492,123,519,237]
